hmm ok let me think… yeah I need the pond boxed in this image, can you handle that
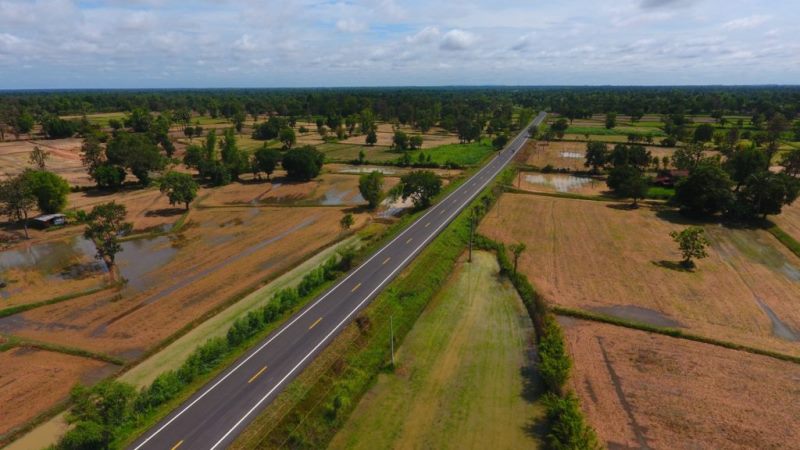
[524,174,595,193]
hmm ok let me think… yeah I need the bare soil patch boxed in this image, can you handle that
[479,194,800,356]
[0,347,118,439]
[0,139,92,187]
[561,318,800,450]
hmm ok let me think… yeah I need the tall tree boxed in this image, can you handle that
[253,147,281,180]
[400,170,442,209]
[84,202,133,281]
[606,165,648,207]
[0,174,36,239]
[23,170,70,214]
[159,172,198,210]
[358,171,385,210]
[584,141,608,173]
[282,146,324,181]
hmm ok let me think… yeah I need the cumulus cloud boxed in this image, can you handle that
[440,29,476,51]
[0,0,796,87]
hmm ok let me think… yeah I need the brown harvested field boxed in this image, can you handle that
[68,187,182,232]
[479,193,800,356]
[0,347,118,440]
[197,172,400,207]
[561,318,800,450]
[0,205,366,359]
[0,139,92,186]
[339,123,460,148]
[772,200,800,243]
[521,140,676,171]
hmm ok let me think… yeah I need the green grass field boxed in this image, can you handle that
[410,139,494,166]
[317,143,396,162]
[329,251,544,450]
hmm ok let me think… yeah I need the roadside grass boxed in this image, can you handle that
[230,169,511,450]
[409,139,494,166]
[329,251,544,450]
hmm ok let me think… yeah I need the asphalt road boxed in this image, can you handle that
[130,111,547,450]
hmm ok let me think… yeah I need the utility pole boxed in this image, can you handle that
[390,315,395,367]
[468,213,475,263]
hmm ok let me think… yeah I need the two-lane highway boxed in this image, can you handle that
[131,111,547,450]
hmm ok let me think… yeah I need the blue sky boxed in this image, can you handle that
[0,0,797,88]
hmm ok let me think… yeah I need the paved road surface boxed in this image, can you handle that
[131,112,547,450]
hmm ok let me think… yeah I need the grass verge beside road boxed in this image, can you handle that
[328,251,544,449]
[230,170,511,449]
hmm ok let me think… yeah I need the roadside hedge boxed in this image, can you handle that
[476,233,598,449]
[56,249,355,450]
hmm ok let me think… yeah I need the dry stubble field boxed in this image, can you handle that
[521,140,677,172]
[0,347,118,439]
[479,193,800,356]
[561,318,800,450]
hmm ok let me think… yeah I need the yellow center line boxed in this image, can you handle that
[171,440,184,450]
[439,209,446,215]
[425,222,431,228]
[406,237,413,244]
[248,366,267,384]
[351,282,362,292]
[309,317,323,330]
[382,257,391,265]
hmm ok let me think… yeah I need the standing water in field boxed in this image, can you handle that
[524,174,594,193]
[0,235,177,299]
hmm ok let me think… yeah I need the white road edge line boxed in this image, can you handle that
[133,113,544,450]
[208,129,525,450]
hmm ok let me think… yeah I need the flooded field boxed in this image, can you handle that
[480,193,800,356]
[0,205,362,359]
[0,234,177,307]
[515,172,607,196]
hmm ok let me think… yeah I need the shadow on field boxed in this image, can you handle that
[520,362,548,440]
[652,260,694,273]
[145,207,184,217]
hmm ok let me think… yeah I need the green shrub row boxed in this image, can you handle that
[54,249,355,450]
[476,234,599,449]
[766,222,800,259]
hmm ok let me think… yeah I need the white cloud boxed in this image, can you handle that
[722,15,770,30]
[440,29,476,51]
[406,26,440,45]
[336,18,368,33]
[233,34,258,52]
